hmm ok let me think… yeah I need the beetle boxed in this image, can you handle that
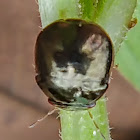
[35,19,113,110]
[128,18,137,29]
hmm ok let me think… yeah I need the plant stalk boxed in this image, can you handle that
[37,0,137,140]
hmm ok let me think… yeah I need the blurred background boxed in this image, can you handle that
[0,0,140,140]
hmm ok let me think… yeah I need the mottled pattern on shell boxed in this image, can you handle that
[35,19,113,110]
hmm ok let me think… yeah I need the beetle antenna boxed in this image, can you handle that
[88,110,106,140]
[29,108,58,128]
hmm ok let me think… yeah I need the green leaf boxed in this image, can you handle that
[116,0,140,91]
[92,0,137,52]
[37,0,137,140]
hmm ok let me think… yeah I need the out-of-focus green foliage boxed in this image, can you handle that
[116,0,140,91]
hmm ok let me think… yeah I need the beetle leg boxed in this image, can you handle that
[29,108,58,128]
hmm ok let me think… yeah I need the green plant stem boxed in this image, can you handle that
[37,0,137,140]
[60,98,110,140]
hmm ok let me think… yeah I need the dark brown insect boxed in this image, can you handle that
[35,19,113,110]
[128,18,137,29]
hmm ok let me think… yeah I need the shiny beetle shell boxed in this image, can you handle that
[35,19,113,110]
